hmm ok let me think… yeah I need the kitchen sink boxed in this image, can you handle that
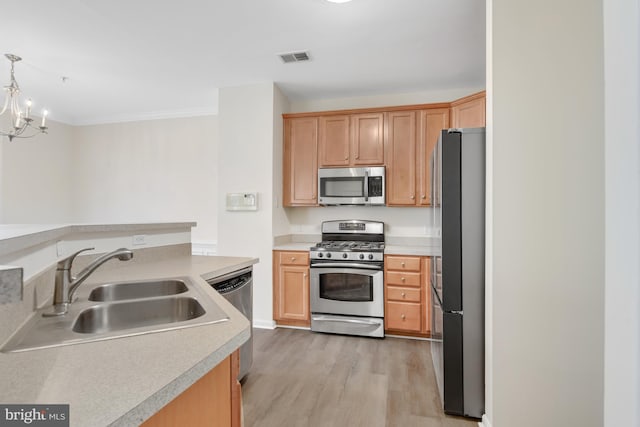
[73,297,205,334]
[88,279,188,301]
[1,276,229,353]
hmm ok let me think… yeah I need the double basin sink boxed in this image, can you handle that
[2,277,229,352]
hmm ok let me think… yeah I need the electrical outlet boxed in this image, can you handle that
[132,235,146,246]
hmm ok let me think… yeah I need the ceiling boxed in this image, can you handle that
[0,0,485,126]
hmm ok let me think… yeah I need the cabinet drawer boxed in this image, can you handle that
[386,286,421,303]
[386,301,422,332]
[386,271,421,287]
[385,256,421,271]
[278,251,309,266]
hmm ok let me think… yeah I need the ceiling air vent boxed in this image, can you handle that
[279,51,311,63]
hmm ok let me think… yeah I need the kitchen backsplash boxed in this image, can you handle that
[285,206,439,237]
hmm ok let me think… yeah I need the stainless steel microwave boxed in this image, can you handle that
[318,166,385,206]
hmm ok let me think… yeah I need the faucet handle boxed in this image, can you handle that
[57,247,95,271]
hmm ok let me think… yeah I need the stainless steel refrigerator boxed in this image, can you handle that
[430,127,485,419]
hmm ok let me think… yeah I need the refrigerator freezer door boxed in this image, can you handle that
[443,312,464,415]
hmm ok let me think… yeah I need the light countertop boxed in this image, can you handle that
[0,254,256,427]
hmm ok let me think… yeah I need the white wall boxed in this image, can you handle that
[286,206,436,237]
[72,116,218,244]
[272,85,291,237]
[1,118,75,223]
[489,1,604,427]
[603,0,640,425]
[217,83,277,328]
[289,87,484,113]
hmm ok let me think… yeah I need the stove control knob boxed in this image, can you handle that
[359,254,365,260]
[326,253,332,258]
[368,254,374,260]
[342,253,348,259]
[318,253,323,258]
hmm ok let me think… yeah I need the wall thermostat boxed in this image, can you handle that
[226,192,258,211]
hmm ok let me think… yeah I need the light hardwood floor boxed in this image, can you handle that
[242,328,478,427]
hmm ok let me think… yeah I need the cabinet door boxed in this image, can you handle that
[451,93,486,128]
[422,257,432,335]
[283,118,318,206]
[276,265,310,323]
[386,111,418,205]
[351,113,384,165]
[418,108,449,206]
[319,115,350,166]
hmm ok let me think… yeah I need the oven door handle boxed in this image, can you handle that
[310,262,383,270]
[312,316,382,327]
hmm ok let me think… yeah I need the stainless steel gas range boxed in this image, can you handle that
[309,220,385,338]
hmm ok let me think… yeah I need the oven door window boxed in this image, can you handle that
[320,177,365,198]
[319,272,373,302]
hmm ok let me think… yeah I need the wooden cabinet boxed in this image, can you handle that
[384,255,431,336]
[418,108,449,206]
[386,109,449,206]
[142,350,241,427]
[319,115,350,166]
[351,113,384,165]
[451,91,486,128]
[273,250,310,327]
[283,117,318,206]
[318,113,384,167]
[385,111,418,205]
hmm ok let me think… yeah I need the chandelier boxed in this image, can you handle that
[0,54,48,141]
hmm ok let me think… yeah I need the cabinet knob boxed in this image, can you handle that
[401,314,406,320]
[344,157,348,161]
[401,292,406,298]
[410,195,415,200]
[401,277,405,282]
[355,155,359,160]
[401,262,405,267]
[421,195,426,199]
[291,257,296,261]
[303,273,307,278]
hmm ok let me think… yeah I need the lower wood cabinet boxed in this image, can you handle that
[384,255,431,336]
[273,250,310,327]
[142,350,241,427]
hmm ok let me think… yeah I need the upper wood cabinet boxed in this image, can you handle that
[418,108,450,206]
[283,117,318,206]
[318,113,384,167]
[319,115,350,166]
[386,108,449,206]
[450,91,486,128]
[385,111,418,205]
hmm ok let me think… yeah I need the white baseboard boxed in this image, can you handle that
[253,319,276,329]
[479,414,492,427]
[191,241,217,256]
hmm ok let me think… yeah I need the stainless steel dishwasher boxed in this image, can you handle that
[206,266,253,381]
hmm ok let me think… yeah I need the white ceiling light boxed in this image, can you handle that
[326,0,353,3]
[0,54,48,141]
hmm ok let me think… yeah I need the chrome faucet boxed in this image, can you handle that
[44,247,134,316]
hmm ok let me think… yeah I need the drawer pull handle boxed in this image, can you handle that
[401,314,406,320]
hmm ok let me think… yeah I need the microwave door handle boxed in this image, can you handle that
[364,170,369,202]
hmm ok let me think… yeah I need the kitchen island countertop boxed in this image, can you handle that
[0,254,256,427]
